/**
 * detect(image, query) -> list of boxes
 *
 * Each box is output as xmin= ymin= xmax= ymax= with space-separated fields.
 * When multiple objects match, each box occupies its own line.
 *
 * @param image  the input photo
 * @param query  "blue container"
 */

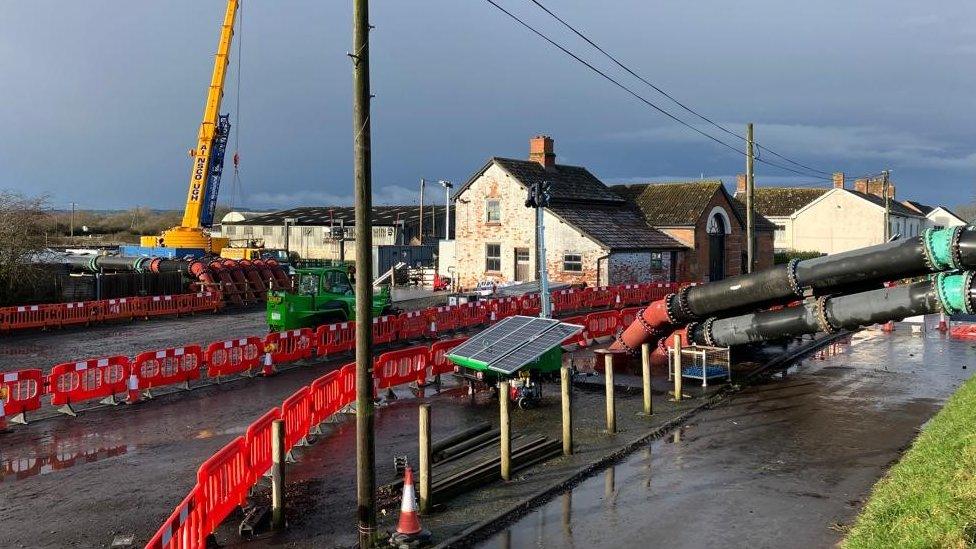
xmin=118 ymin=245 xmax=206 ymax=259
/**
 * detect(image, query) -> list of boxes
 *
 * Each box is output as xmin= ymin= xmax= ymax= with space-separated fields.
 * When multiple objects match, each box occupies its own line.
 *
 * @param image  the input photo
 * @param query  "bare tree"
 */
xmin=0 ymin=191 xmax=49 ymax=299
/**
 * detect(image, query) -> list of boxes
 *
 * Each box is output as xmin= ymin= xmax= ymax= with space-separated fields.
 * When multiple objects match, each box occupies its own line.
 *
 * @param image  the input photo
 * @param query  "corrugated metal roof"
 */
xmin=224 ymin=205 xmax=448 ymax=226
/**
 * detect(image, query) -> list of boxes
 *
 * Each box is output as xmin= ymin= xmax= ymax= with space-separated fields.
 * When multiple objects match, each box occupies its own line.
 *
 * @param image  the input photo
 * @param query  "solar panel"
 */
xmin=468 ymin=317 xmax=555 ymax=364
xmin=448 ymin=316 xmax=536 ymax=359
xmin=489 ymin=323 xmax=581 ymax=374
xmin=447 ymin=315 xmax=583 ymax=375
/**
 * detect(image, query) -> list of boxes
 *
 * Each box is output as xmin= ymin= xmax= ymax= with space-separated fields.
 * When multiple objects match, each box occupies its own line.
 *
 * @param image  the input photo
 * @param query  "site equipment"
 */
xmin=139 ymin=0 xmax=239 ymax=254
xmin=447 ymin=315 xmax=582 ymax=409
xmin=266 ymin=265 xmax=393 ymax=331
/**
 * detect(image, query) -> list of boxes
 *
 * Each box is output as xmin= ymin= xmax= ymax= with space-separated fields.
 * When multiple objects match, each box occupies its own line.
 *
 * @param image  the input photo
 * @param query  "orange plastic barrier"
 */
xmin=145 ymin=484 xmax=205 ymax=549
xmin=197 ymin=436 xmax=250 ymax=536
xmin=5 ymin=304 xmax=56 ymax=330
xmin=338 ymin=362 xmax=356 ymax=405
xmin=264 ymin=328 xmax=314 ymax=364
xmin=429 ymin=337 xmax=468 ymax=376
xmin=245 ymin=408 xmax=281 ymax=479
xmin=951 ymin=324 xmax=976 ymax=339
xmin=181 ymin=291 xmax=222 ymax=314
xmin=131 ymin=345 xmax=203 ymax=394
xmin=58 ymin=301 xmax=100 ymax=327
xmin=397 ymin=310 xmax=428 ymax=340
xmin=282 ymin=386 xmax=312 ymax=451
xmin=644 ymin=283 xmax=674 ymax=303
xmin=102 ymin=297 xmax=138 ymax=322
xmin=146 ymin=295 xmax=181 ymax=318
xmin=619 ymin=307 xmax=641 ymax=329
xmin=486 ymin=297 xmax=519 ymax=322
xmin=589 ymin=287 xmax=613 ymax=309
xmin=560 ymin=315 xmax=589 ymax=349
xmin=455 ymin=302 xmax=486 ymax=329
xmin=309 ymin=370 xmax=343 ymax=426
xmin=205 ymin=337 xmax=263 ymax=378
xmin=1 ymin=369 xmax=44 ymax=418
xmin=48 ymin=356 xmax=129 ymax=408
xmin=585 ymin=310 xmax=621 ymax=342
xmin=372 ymin=315 xmax=399 ymax=345
xmin=551 ymin=290 xmax=574 ymax=315
xmin=316 ymin=321 xmax=356 ymax=356
xmin=519 ymin=294 xmax=541 ymax=316
xmin=613 ymin=284 xmax=644 ymax=308
xmin=426 ymin=306 xmax=457 ymax=336
xmin=375 ymin=346 xmax=429 ymax=389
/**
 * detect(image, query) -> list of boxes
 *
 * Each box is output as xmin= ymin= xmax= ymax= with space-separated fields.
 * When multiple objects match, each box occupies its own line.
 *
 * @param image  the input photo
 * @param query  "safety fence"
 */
xmin=0 ymin=291 xmax=223 ymax=333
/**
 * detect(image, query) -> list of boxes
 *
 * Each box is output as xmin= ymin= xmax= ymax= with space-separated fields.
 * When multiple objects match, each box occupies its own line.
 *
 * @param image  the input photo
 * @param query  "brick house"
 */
xmin=612 ymin=180 xmax=775 ymax=281
xmin=451 ymin=136 xmax=685 ymax=288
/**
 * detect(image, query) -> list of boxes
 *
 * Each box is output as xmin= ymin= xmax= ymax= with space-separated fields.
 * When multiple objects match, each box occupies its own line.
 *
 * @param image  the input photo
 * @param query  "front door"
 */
xmin=707 ymin=212 xmax=727 ymax=281
xmin=515 ymin=248 xmax=531 ymax=281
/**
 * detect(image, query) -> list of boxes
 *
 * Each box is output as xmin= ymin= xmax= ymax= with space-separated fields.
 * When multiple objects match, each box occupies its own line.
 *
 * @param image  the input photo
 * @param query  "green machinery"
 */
xmin=447 ymin=316 xmax=582 ymax=408
xmin=266 ymin=266 xmax=392 ymax=331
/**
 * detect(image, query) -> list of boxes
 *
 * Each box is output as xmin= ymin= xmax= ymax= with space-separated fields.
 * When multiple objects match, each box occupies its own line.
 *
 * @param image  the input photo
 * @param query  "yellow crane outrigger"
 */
xmin=141 ymin=0 xmax=239 ymax=253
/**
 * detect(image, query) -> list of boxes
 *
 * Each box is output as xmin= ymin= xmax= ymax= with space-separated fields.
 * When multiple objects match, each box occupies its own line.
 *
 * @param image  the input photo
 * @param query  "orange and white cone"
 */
xmin=262 ymin=344 xmax=276 ymax=377
xmin=126 ymin=373 xmax=141 ymax=404
xmin=0 ymin=389 xmax=9 ymax=432
xmin=882 ymin=320 xmax=895 ymax=332
xmin=389 ymin=466 xmax=431 ymax=547
xmin=938 ymin=312 xmax=949 ymax=333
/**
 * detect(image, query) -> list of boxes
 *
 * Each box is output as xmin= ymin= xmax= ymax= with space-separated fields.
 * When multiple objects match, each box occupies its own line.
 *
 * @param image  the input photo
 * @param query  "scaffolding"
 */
xmin=667 ymin=345 xmax=731 ymax=387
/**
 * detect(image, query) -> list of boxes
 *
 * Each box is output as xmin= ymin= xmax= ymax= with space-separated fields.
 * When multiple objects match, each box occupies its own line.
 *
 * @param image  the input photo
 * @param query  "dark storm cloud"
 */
xmin=1 ymin=1 xmax=973 ymax=210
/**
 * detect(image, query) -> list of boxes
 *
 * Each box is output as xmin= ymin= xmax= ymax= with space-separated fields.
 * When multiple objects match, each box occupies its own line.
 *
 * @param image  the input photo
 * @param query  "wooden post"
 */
xmin=499 ymin=380 xmax=511 ymax=481
xmin=641 ymin=342 xmax=652 ymax=416
xmin=271 ymin=419 xmax=286 ymax=531
xmin=673 ymin=334 xmax=683 ymax=401
xmin=418 ymin=404 xmax=431 ymax=514
xmin=561 ymin=365 xmax=573 ymax=456
xmin=604 ymin=353 xmax=616 ymax=434
xmin=746 ymin=122 xmax=755 ymax=273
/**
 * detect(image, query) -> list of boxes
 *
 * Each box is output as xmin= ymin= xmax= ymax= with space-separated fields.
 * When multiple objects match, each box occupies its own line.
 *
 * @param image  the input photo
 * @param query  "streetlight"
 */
xmin=525 ymin=181 xmax=552 ymax=318
xmin=439 ymin=180 xmax=453 ymax=240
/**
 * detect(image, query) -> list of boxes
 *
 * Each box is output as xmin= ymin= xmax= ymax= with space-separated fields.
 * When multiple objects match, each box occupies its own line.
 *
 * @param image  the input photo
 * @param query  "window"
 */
xmin=650 ymin=252 xmax=663 ymax=270
xmin=563 ymin=253 xmax=583 ymax=272
xmin=486 ymin=243 xmax=502 ymax=272
xmin=261 ymin=226 xmax=273 ymax=237
xmin=486 ymin=199 xmax=501 ymax=223
xmin=243 ymin=225 xmax=254 ymax=237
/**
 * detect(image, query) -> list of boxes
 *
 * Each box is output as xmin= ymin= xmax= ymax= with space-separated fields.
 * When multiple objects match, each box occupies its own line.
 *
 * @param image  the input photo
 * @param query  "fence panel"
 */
xmin=144 ymin=485 xmax=206 ymax=549
xmin=244 ymin=408 xmax=281 ymax=479
xmin=429 ymin=337 xmax=468 ymax=376
xmin=589 ymin=287 xmax=613 ymax=309
xmin=454 ymin=302 xmax=486 ymax=330
xmin=397 ymin=310 xmax=428 ymax=340
xmin=146 ymin=295 xmax=181 ymax=318
xmin=281 ymin=387 xmax=312 ymax=452
xmin=309 ymin=370 xmax=343 ymax=426
xmin=58 ymin=301 xmax=101 ymax=328
xmin=585 ymin=310 xmax=621 ymax=342
xmin=205 ymin=337 xmax=263 ymax=378
xmin=560 ymin=315 xmax=589 ymax=349
xmin=519 ymin=294 xmax=541 ymax=317
xmin=131 ymin=345 xmax=203 ymax=394
xmin=375 ymin=346 xmax=429 ymax=389
xmin=264 ymin=328 xmax=314 ymax=364
xmin=197 ymin=436 xmax=250 ymax=535
xmin=486 ymin=297 xmax=520 ymax=322
xmin=1 ymin=369 xmax=44 ymax=417
xmin=619 ymin=307 xmax=641 ymax=330
xmin=48 ymin=356 xmax=129 ymax=407
xmin=315 ymin=321 xmax=356 ymax=356
xmin=425 ymin=306 xmax=457 ymax=336
xmin=372 ymin=315 xmax=399 ymax=346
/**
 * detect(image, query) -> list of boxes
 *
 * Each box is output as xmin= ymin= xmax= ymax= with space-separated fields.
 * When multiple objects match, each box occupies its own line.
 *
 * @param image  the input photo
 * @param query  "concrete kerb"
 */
xmin=434 ymin=331 xmax=851 ymax=548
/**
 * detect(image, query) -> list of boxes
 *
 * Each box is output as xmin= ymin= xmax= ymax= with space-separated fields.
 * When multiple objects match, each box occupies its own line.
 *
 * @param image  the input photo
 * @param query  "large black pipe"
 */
xmin=689 ymin=275 xmax=974 ymax=347
xmin=63 ymin=255 xmax=191 ymax=274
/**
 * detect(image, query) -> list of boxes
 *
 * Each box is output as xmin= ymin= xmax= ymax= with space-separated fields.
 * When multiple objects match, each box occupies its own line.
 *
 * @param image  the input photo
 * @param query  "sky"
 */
xmin=1 ymin=1 xmax=974 ymax=212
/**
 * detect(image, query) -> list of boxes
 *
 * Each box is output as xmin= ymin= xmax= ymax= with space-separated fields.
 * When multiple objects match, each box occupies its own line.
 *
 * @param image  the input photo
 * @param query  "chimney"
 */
xmin=529 ymin=135 xmax=556 ymax=170
xmin=736 ymin=174 xmax=747 ymax=194
xmin=855 ymin=176 xmax=895 ymax=199
xmin=832 ymin=172 xmax=845 ymax=189
xmin=854 ymin=178 xmax=868 ymax=194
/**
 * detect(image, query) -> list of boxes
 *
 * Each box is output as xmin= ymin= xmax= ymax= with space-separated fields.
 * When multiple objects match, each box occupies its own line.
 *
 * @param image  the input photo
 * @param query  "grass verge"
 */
xmin=844 ymin=374 xmax=976 ymax=548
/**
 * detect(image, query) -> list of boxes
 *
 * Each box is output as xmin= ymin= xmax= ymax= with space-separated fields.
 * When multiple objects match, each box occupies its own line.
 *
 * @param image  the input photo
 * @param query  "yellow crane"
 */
xmin=140 ymin=0 xmax=239 ymax=253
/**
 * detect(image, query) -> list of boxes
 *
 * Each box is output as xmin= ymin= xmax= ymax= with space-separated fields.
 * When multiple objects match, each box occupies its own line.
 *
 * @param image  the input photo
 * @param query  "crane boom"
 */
xmin=182 ymin=0 xmax=239 ymax=229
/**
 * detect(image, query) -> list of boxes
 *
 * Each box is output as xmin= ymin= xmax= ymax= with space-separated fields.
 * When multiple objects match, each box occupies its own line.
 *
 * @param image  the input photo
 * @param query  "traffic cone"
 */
xmin=938 ymin=313 xmax=949 ymax=333
xmin=389 ymin=467 xmax=431 ymax=547
xmin=262 ymin=345 xmax=276 ymax=377
xmin=0 ymin=391 xmax=9 ymax=433
xmin=882 ymin=320 xmax=895 ymax=332
xmin=126 ymin=373 xmax=141 ymax=404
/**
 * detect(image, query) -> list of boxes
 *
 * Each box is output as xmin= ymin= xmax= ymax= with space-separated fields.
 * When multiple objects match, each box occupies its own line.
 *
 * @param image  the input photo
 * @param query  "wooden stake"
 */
xmin=604 ymin=353 xmax=616 ymax=434
xmin=499 ymin=381 xmax=511 ymax=480
xmin=561 ymin=365 xmax=573 ymax=456
xmin=418 ymin=403 xmax=431 ymax=514
xmin=673 ymin=334 xmax=683 ymax=401
xmin=271 ymin=419 xmax=286 ymax=531
xmin=641 ymin=342 xmax=652 ymax=415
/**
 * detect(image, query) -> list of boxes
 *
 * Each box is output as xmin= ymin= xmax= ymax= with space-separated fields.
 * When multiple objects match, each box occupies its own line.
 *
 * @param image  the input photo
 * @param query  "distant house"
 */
xmin=901 ymin=200 xmax=967 ymax=230
xmin=743 ymin=173 xmax=924 ymax=255
xmin=450 ymin=136 xmax=685 ymax=288
xmin=612 ymin=179 xmax=775 ymax=282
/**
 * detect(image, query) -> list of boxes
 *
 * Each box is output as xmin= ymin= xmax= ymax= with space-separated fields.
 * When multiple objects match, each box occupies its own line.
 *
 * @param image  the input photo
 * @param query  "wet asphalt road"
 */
xmin=483 ymin=328 xmax=974 ymax=549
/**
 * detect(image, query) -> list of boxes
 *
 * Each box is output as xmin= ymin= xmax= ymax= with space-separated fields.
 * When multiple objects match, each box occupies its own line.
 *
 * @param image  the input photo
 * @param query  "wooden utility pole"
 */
xmin=351 ymin=0 xmax=376 ymax=545
xmin=882 ymin=170 xmax=891 ymax=241
xmin=499 ymin=380 xmax=512 ymax=481
xmin=418 ymin=178 xmax=425 ymax=243
xmin=745 ymin=123 xmax=755 ymax=273
xmin=70 ymin=202 xmax=76 ymax=238
xmin=560 ymin=365 xmax=573 ymax=456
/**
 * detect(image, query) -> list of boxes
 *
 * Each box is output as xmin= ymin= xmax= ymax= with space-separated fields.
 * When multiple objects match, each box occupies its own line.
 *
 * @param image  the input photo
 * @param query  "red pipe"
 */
xmin=239 ymin=259 xmax=268 ymax=301
xmin=210 ymin=261 xmax=243 ymax=306
xmin=609 ymin=296 xmax=674 ymax=354
xmin=264 ymin=258 xmax=291 ymax=290
xmin=252 ymin=259 xmax=276 ymax=290
xmin=223 ymin=259 xmax=256 ymax=302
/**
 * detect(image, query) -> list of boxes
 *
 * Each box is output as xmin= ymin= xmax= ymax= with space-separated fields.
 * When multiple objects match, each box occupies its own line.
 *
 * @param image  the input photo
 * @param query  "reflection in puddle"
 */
xmin=2 ymin=444 xmax=134 ymax=482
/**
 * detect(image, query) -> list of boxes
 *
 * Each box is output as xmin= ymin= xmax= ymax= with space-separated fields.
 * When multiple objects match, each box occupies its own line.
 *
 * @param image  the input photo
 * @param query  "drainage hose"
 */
xmin=688 ymin=272 xmax=975 ymax=347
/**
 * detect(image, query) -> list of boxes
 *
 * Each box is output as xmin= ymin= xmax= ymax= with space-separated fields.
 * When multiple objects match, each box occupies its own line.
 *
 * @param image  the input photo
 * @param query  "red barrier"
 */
xmin=397 ymin=310 xmax=428 ymax=340
xmin=455 ymin=302 xmax=486 ymax=329
xmin=585 ymin=310 xmax=621 ymax=342
xmin=613 ymin=284 xmax=644 ymax=308
xmin=589 ymin=287 xmax=613 ymax=309
xmin=264 ymin=328 xmax=314 ymax=364
xmin=102 ymin=297 xmax=139 ymax=322
xmin=58 ymin=301 xmax=100 ymax=327
xmin=372 ymin=315 xmax=399 ymax=345
xmin=145 ymin=484 xmax=206 ymax=549
xmin=181 ymin=291 xmax=222 ymax=314
xmin=338 ymin=362 xmax=356 ymax=406
xmin=519 ymin=294 xmax=541 ymax=316
xmin=486 ymin=297 xmax=519 ymax=322
xmin=429 ymin=337 xmax=468 ymax=376
xmin=146 ymin=295 xmax=181 ymax=318
xmin=310 ymin=370 xmax=343 ymax=426
xmin=5 ymin=304 xmax=56 ymax=330
xmin=197 ymin=436 xmax=250 ymax=535
xmin=1 ymin=369 xmax=44 ymax=418
xmin=560 ymin=315 xmax=589 ymax=349
xmin=316 ymin=321 xmax=356 ymax=356
xmin=282 ymin=386 xmax=312 ymax=452
xmin=551 ymin=290 xmax=574 ymax=315
xmin=131 ymin=345 xmax=203 ymax=394
xmin=245 ymin=408 xmax=281 ymax=479
xmin=375 ymin=346 xmax=429 ymax=389
xmin=619 ymin=307 xmax=641 ymax=329
xmin=426 ymin=306 xmax=457 ymax=336
xmin=205 ymin=337 xmax=263 ymax=378
xmin=645 ymin=283 xmax=674 ymax=303
xmin=48 ymin=356 xmax=129 ymax=408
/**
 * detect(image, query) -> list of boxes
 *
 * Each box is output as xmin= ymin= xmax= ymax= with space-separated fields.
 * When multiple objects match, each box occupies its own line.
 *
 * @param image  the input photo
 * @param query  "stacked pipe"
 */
xmin=62 ymin=254 xmax=290 ymax=307
xmin=613 ymin=226 xmax=976 ymax=355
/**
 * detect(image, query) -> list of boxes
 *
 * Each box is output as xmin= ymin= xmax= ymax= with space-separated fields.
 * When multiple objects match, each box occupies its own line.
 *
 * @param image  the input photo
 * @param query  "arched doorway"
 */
xmin=707 ymin=211 xmax=727 ymax=281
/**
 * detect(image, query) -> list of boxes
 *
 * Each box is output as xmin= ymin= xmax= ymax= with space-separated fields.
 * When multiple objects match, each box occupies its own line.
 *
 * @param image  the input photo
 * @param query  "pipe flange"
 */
xmin=685 ymin=321 xmax=700 ymax=343
xmin=787 ymin=258 xmax=803 ymax=296
xmin=950 ymin=225 xmax=965 ymax=270
xmin=664 ymin=293 xmax=681 ymax=324
xmin=815 ymin=295 xmax=837 ymax=334
xmin=676 ymin=286 xmax=695 ymax=320
xmin=614 ymin=334 xmax=636 ymax=355
xmin=921 ymin=228 xmax=937 ymax=271
xmin=965 ymin=271 xmax=976 ymax=315
xmin=701 ymin=317 xmax=717 ymax=347
xmin=635 ymin=307 xmax=657 ymax=337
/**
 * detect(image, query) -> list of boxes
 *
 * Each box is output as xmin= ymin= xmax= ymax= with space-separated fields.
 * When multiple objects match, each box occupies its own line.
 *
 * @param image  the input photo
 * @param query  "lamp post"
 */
xmin=525 ymin=181 xmax=552 ymax=318
xmin=439 ymin=180 xmax=453 ymax=240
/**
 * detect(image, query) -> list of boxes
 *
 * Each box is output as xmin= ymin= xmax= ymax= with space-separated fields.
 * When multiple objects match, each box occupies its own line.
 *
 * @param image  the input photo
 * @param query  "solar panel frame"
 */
xmin=447 ymin=316 xmax=537 ymax=360
xmin=488 ymin=323 xmax=583 ymax=374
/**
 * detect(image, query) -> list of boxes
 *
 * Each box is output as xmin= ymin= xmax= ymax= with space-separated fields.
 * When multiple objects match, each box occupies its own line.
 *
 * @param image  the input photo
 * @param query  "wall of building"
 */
xmin=791 ymin=190 xmax=923 ymax=254
xmin=607 ymin=251 xmax=671 ymax=285
xmin=925 ymin=209 xmax=967 ymax=230
xmin=223 ymin=224 xmax=396 ymax=260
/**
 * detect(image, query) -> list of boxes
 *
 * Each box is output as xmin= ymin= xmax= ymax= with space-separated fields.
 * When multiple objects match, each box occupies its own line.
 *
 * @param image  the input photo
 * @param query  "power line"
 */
xmin=483 ymin=0 xmax=831 ymax=181
xmin=524 ymin=0 xmax=835 ymax=178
